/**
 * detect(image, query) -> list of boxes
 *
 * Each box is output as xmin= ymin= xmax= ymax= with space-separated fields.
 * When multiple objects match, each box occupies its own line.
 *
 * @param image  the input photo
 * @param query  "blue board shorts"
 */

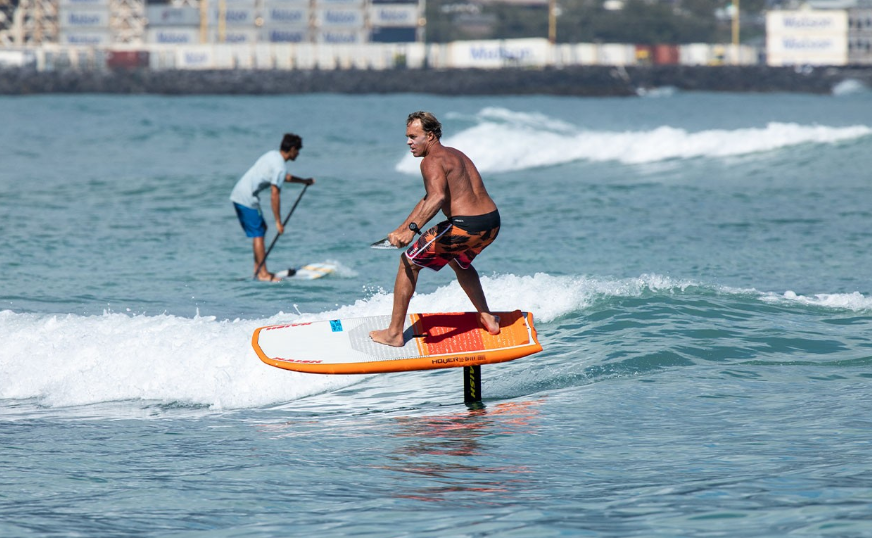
xmin=233 ymin=203 xmax=266 ymax=238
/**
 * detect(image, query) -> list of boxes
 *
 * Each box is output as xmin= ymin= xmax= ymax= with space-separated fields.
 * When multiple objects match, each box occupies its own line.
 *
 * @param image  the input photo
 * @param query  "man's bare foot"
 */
xmin=370 ymin=328 xmax=405 ymax=347
xmin=257 ymin=272 xmax=279 ymax=282
xmin=479 ymin=312 xmax=501 ymax=335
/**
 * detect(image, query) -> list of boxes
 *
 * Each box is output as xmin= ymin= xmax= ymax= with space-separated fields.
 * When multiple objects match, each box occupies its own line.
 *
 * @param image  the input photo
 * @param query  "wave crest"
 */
xmin=395 ymin=107 xmax=872 ymax=173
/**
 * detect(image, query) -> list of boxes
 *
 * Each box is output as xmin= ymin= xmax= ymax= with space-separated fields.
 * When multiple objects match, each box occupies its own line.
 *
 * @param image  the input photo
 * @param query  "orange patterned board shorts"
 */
xmin=406 ymin=210 xmax=500 ymax=271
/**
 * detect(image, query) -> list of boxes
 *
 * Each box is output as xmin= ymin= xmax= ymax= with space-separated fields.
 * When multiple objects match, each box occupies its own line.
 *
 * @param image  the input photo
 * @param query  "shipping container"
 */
xmin=253 ymin=44 xmax=274 ymax=68
xmin=106 ymin=50 xmax=150 ymax=69
xmin=59 ymin=30 xmax=111 ymax=46
xmin=59 ymin=0 xmax=109 ymax=6
xmin=216 ymin=6 xmax=257 ymax=26
xmin=59 ymin=7 xmax=110 ymax=29
xmin=264 ymin=27 xmax=311 ymax=42
xmin=146 ymin=6 xmax=202 ymax=27
xmin=679 ymin=43 xmax=712 ymax=65
xmin=551 ymin=43 xmax=596 ymax=66
xmin=235 ymin=48 xmax=255 ymax=69
xmin=263 ymin=0 xmax=310 ymax=6
xmin=0 ymin=50 xmax=37 ymax=67
xmin=147 ymin=27 xmax=201 ymax=45
xmin=369 ymin=4 xmax=419 ymax=27
xmin=264 ymin=5 xmax=310 ymax=26
xmin=634 ymin=44 xmax=652 ymax=64
xmin=269 ymin=44 xmax=290 ymax=69
xmin=294 ymin=43 xmax=318 ymax=69
xmin=316 ymin=28 xmax=367 ymax=43
xmin=176 ymin=47 xmax=215 ymax=69
xmin=653 ymin=44 xmax=679 ymax=65
xmin=573 ymin=43 xmax=597 ymax=65
xmin=210 ymin=44 xmax=232 ymax=69
xmin=370 ymin=26 xmax=417 ymax=43
xmin=401 ymin=42 xmax=426 ymax=68
xmin=597 ymin=43 xmax=636 ymax=66
xmin=424 ymin=42 xmax=449 ymax=68
xmin=316 ymin=7 xmax=365 ymax=28
xmin=316 ymin=0 xmax=365 ymax=6
xmin=218 ymin=28 xmax=259 ymax=43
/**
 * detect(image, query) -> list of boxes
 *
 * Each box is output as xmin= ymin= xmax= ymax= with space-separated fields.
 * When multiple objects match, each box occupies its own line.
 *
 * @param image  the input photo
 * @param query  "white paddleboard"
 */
xmin=274 ymin=263 xmax=336 ymax=281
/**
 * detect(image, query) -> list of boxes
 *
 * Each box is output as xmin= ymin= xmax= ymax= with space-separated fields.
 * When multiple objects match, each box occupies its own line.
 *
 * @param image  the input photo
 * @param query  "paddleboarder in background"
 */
xmin=230 ymin=133 xmax=315 ymax=282
xmin=370 ymin=111 xmax=502 ymax=347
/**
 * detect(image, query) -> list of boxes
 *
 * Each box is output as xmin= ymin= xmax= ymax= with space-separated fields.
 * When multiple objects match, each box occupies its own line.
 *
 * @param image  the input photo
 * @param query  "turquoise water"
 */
xmin=2 ymin=88 xmax=872 ymax=537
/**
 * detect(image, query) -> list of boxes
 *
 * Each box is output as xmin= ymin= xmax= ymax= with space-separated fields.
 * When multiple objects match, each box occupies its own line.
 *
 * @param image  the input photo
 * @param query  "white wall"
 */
xmin=13 ymin=40 xmax=770 ymax=71
xmin=766 ymin=10 xmax=849 ymax=66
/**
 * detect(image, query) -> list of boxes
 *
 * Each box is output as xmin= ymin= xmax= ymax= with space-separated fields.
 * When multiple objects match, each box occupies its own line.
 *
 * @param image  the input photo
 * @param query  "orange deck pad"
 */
xmin=412 ymin=310 xmax=530 ymax=356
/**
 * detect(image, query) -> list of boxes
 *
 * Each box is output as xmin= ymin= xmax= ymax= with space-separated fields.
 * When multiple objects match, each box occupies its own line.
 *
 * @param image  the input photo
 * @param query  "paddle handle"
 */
xmin=254 ymin=183 xmax=309 ymax=279
xmin=370 ymin=222 xmax=422 ymax=249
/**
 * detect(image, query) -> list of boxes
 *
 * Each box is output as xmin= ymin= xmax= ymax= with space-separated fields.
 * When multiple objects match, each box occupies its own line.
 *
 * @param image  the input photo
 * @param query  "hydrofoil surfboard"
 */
xmin=252 ymin=310 xmax=541 ymax=375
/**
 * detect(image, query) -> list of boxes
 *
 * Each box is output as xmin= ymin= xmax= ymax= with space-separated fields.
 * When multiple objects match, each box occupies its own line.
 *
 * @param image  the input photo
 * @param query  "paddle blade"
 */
xmin=371 ymin=223 xmax=421 ymax=249
xmin=370 ymin=237 xmax=399 ymax=249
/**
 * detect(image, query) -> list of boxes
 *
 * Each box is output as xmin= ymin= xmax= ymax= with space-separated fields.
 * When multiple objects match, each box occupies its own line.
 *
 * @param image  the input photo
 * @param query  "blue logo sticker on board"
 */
xmin=330 ymin=320 xmax=343 ymax=332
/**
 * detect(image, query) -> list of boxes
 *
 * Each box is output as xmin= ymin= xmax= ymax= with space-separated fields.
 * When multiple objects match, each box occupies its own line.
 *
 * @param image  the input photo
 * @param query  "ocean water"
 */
xmin=2 ymin=86 xmax=872 ymax=537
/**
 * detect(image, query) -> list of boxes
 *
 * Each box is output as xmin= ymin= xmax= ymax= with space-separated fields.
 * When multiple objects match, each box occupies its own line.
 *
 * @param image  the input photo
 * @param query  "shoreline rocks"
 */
xmin=1 ymin=65 xmax=870 ymax=96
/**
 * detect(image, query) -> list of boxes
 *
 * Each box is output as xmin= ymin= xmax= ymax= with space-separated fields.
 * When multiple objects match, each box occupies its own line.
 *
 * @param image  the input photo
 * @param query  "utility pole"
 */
xmin=548 ymin=0 xmax=556 ymax=44
xmin=732 ymin=0 xmax=740 ymax=64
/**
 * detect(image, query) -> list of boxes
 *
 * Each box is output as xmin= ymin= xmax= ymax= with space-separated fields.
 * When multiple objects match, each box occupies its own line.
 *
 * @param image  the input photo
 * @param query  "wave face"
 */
xmin=396 ymin=107 xmax=872 ymax=172
xmin=3 ymin=273 xmax=869 ymax=412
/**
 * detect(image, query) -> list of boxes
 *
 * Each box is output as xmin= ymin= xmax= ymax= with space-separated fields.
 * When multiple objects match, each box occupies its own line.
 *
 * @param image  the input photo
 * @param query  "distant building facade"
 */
xmin=767 ymin=5 xmax=872 ymax=65
xmin=767 ymin=9 xmax=849 ymax=65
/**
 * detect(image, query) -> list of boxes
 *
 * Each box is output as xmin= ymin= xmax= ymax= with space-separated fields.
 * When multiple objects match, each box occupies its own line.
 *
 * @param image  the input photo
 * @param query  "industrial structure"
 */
xmin=0 ymin=0 xmax=150 ymax=45
xmin=0 ymin=0 xmax=423 ymax=46
xmin=0 ymin=0 xmax=871 ymax=69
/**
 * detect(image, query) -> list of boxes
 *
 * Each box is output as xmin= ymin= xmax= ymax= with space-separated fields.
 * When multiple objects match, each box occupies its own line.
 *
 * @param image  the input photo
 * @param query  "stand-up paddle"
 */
xmin=254 ymin=183 xmax=309 ymax=279
xmin=370 ymin=223 xmax=421 ymax=249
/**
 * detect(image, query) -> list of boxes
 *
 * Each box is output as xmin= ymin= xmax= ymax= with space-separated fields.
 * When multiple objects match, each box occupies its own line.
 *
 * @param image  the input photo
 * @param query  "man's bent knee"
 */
xmin=401 ymin=255 xmax=421 ymax=273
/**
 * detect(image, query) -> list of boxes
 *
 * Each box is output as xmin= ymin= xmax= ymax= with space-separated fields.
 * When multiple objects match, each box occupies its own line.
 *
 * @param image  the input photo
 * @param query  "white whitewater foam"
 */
xmin=395 ymin=107 xmax=872 ymax=173
xmin=763 ymin=290 xmax=872 ymax=311
xmin=0 ymin=310 xmax=354 ymax=411
xmin=636 ymin=86 xmax=679 ymax=98
xmin=832 ymin=79 xmax=869 ymax=96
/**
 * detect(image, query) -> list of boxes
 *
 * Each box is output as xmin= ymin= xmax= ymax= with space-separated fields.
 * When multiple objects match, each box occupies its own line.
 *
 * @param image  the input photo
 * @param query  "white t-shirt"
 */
xmin=229 ymin=150 xmax=287 ymax=209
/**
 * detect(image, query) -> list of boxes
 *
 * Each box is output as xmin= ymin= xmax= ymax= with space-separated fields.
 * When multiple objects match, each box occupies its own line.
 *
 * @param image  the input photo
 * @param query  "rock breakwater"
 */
xmin=1 ymin=65 xmax=870 ymax=95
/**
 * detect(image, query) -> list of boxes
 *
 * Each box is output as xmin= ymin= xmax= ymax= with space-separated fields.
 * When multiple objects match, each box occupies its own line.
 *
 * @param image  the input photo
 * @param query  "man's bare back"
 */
xmin=420 ymin=144 xmax=497 ymax=219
